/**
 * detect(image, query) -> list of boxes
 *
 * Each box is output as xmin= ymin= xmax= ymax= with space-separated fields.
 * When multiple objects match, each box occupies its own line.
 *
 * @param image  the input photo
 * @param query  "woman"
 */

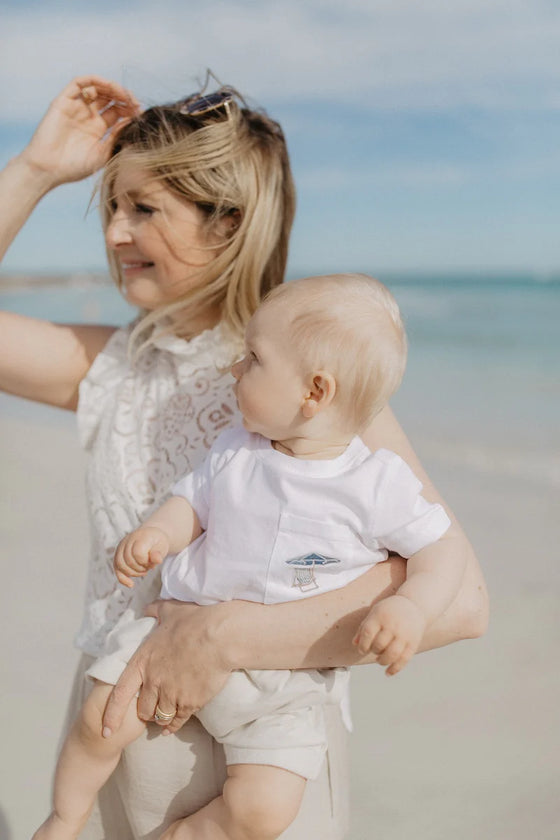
xmin=0 ymin=76 xmax=488 ymax=840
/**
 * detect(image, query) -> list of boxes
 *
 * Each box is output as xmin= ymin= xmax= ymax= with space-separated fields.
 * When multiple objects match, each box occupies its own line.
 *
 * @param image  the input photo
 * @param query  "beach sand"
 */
xmin=1 ymin=399 xmax=558 ymax=839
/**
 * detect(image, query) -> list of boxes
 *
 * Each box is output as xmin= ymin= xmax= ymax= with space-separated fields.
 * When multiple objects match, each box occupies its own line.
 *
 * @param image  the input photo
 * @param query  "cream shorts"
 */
xmin=87 ymin=616 xmax=349 ymax=779
xmin=69 ymin=653 xmax=350 ymax=840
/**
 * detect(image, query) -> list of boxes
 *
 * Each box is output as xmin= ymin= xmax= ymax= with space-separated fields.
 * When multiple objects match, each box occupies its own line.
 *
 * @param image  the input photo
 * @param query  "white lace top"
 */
xmin=75 ymin=322 xmax=241 ymax=656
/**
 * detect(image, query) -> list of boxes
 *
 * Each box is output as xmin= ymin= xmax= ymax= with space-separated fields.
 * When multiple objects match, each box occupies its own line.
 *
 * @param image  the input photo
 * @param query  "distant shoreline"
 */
xmin=0 ymin=272 xmax=111 ymax=290
xmin=1 ymin=269 xmax=559 ymax=291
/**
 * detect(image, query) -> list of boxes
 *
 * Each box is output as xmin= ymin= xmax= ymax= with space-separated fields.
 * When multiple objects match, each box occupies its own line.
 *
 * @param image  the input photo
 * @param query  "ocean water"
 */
xmin=387 ymin=275 xmax=560 ymax=490
xmin=1 ymin=273 xmax=558 ymax=488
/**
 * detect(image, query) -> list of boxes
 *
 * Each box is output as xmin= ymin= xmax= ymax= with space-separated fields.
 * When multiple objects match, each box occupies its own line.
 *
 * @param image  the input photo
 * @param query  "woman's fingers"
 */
xmin=21 ymin=74 xmax=139 ymax=186
xmin=162 ymin=712 xmax=191 ymax=736
xmin=135 ymin=680 xmax=161 ymax=722
xmin=69 ymin=75 xmax=140 ymax=112
xmin=74 ymin=84 xmax=139 ymax=134
xmin=159 ymin=695 xmax=201 ymax=735
xmin=62 ymin=76 xmax=138 ymax=129
xmin=144 ymin=598 xmax=180 ymax=621
xmin=102 ymin=663 xmax=144 ymax=736
xmin=153 ymin=686 xmax=179 ymax=728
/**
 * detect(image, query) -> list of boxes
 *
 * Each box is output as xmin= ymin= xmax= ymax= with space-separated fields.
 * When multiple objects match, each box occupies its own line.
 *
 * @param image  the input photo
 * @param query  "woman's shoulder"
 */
xmin=80 ymin=323 xmax=132 ymax=382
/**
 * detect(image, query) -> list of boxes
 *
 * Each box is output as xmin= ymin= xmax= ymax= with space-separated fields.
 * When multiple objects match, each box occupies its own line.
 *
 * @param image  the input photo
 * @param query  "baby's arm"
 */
xmin=354 ymin=532 xmax=466 ymax=675
xmin=114 ymin=496 xmax=202 ymax=588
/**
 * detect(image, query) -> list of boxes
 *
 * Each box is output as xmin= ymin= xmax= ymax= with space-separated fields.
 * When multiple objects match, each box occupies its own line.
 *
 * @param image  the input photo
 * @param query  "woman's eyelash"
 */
xmin=108 ymin=199 xmax=154 ymax=215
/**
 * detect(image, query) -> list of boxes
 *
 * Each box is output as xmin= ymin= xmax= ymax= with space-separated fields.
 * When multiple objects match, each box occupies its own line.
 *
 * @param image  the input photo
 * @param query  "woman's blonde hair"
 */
xmin=263 ymin=274 xmax=408 ymax=432
xmin=100 ymin=85 xmax=295 ymax=351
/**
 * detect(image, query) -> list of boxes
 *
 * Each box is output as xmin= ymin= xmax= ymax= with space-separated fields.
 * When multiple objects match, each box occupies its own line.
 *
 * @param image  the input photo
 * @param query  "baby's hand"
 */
xmin=114 ymin=527 xmax=169 ymax=588
xmin=352 ymin=595 xmax=427 ymax=675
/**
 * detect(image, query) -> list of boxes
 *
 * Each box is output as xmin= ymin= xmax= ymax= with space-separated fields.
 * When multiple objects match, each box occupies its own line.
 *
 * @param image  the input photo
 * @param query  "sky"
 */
xmin=1 ymin=0 xmax=559 ymax=276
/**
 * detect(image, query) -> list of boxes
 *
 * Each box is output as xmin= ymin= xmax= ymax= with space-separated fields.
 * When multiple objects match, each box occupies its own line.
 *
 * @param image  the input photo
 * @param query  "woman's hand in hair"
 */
xmin=20 ymin=76 xmax=141 ymax=189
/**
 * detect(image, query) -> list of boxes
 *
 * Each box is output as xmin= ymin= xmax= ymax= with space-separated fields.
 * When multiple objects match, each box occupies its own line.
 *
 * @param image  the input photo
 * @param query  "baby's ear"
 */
xmin=302 ymin=371 xmax=337 ymax=418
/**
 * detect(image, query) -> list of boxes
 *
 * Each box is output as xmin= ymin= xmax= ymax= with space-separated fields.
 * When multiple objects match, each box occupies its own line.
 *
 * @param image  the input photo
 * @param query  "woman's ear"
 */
xmin=219 ymin=208 xmax=241 ymax=237
xmin=301 ymin=371 xmax=337 ymax=418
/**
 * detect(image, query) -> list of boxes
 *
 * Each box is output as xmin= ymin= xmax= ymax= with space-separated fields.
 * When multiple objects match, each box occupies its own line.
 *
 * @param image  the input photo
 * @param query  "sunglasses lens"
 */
xmin=181 ymin=91 xmax=232 ymax=116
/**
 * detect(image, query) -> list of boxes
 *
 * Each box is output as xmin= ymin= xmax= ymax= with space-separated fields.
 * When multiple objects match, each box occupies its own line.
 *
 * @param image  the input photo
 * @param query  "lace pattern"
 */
xmin=75 ymin=322 xmax=241 ymax=656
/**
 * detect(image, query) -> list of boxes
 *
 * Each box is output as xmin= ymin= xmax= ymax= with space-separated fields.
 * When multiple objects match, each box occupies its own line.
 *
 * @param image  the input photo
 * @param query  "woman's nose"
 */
xmin=105 ymin=210 xmax=133 ymax=249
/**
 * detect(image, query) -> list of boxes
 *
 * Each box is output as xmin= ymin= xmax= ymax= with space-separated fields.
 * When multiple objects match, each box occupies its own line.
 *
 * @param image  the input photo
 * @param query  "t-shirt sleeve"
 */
xmin=370 ymin=449 xmax=451 ymax=558
xmin=171 ymin=426 xmax=245 ymax=530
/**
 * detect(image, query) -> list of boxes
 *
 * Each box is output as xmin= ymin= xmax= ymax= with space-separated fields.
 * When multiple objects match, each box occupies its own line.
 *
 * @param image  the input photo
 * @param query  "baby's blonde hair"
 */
xmin=100 ymin=85 xmax=295 ymax=353
xmin=263 ymin=274 xmax=407 ymax=431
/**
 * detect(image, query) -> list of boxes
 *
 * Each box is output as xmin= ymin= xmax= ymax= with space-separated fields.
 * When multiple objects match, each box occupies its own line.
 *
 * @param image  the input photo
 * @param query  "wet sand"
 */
xmin=1 ymin=400 xmax=558 ymax=839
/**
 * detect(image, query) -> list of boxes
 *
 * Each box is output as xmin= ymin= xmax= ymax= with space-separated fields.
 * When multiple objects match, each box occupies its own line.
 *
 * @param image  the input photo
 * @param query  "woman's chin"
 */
xmin=122 ymin=284 xmax=160 ymax=311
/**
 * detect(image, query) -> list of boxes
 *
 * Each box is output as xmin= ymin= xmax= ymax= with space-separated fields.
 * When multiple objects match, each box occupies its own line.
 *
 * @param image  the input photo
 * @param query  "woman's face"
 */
xmin=105 ymin=154 xmax=220 ymax=311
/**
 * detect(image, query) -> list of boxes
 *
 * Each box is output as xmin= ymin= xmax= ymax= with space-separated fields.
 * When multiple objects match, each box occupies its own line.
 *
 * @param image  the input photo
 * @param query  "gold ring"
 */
xmin=154 ymin=705 xmax=175 ymax=722
xmin=80 ymin=88 xmax=94 ymax=105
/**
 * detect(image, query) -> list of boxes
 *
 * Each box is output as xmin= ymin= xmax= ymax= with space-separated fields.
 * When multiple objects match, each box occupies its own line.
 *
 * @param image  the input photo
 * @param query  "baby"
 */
xmin=35 ymin=274 xmax=461 ymax=840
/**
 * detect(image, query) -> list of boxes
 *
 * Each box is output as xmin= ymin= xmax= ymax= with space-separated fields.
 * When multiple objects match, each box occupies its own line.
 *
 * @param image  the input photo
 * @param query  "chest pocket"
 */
xmin=268 ymin=511 xmax=358 ymax=598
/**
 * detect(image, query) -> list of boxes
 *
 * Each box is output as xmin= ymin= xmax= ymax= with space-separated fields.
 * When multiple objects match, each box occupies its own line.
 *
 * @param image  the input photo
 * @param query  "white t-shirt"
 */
xmin=162 ymin=427 xmax=451 ymax=606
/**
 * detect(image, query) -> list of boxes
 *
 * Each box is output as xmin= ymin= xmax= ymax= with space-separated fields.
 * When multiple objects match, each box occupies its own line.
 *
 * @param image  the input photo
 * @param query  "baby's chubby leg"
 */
xmin=160 ymin=763 xmax=306 ymax=840
xmin=33 ymin=681 xmax=146 ymax=840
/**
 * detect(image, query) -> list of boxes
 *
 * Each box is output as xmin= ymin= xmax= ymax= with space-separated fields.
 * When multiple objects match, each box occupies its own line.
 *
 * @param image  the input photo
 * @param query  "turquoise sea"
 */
xmin=1 ymin=272 xmax=558 ymax=489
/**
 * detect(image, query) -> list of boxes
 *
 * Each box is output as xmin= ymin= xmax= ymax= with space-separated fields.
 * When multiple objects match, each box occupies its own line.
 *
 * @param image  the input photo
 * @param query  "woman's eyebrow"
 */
xmin=126 ymin=188 xmax=151 ymax=200
xmin=120 ymin=181 xmax=161 ymax=200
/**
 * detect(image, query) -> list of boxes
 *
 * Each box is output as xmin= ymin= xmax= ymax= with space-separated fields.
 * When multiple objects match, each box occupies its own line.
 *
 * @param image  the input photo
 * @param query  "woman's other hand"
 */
xmin=19 ymin=75 xmax=140 ymax=188
xmin=102 ymin=600 xmax=234 ymax=737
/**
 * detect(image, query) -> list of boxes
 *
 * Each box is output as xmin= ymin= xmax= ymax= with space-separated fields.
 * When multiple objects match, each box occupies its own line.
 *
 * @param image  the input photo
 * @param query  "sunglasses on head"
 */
xmin=178 ymin=89 xmax=235 ymax=118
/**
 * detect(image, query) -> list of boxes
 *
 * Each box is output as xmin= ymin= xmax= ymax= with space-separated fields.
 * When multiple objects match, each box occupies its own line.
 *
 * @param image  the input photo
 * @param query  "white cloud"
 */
xmin=297 ymin=162 xmax=469 ymax=192
xmin=1 ymin=0 xmax=559 ymax=122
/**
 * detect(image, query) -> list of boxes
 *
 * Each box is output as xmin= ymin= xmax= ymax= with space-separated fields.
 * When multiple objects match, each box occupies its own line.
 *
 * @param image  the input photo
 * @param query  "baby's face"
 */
xmin=231 ymin=304 xmax=308 ymax=441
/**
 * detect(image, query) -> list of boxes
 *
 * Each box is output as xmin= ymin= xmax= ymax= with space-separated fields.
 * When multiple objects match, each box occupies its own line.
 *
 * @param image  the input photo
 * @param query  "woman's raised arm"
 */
xmin=0 ymin=77 xmax=139 ymax=408
xmin=103 ymin=405 xmax=488 ymax=735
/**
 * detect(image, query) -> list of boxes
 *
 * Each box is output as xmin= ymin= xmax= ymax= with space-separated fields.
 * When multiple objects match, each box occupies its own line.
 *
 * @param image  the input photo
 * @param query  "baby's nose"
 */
xmin=231 ymin=358 xmax=245 ymax=380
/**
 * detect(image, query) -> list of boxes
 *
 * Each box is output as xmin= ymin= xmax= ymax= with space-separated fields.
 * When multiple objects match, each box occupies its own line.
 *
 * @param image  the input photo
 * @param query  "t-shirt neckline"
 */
xmin=256 ymin=434 xmax=367 ymax=477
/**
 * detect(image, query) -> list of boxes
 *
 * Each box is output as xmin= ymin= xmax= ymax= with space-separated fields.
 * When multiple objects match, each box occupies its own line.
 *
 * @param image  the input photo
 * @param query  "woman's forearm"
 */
xmin=221 ymin=559 xmax=404 ymax=670
xmin=0 ymin=155 xmax=55 ymax=263
xmin=220 ymin=542 xmax=488 ymax=672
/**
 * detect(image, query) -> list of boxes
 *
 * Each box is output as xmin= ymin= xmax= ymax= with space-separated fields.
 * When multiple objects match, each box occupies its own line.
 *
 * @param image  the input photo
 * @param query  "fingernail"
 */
xmin=102 ymin=726 xmax=112 ymax=738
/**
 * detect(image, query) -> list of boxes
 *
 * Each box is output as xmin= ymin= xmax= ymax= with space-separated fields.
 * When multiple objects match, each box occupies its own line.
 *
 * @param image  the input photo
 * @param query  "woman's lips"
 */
xmin=121 ymin=261 xmax=154 ymax=276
